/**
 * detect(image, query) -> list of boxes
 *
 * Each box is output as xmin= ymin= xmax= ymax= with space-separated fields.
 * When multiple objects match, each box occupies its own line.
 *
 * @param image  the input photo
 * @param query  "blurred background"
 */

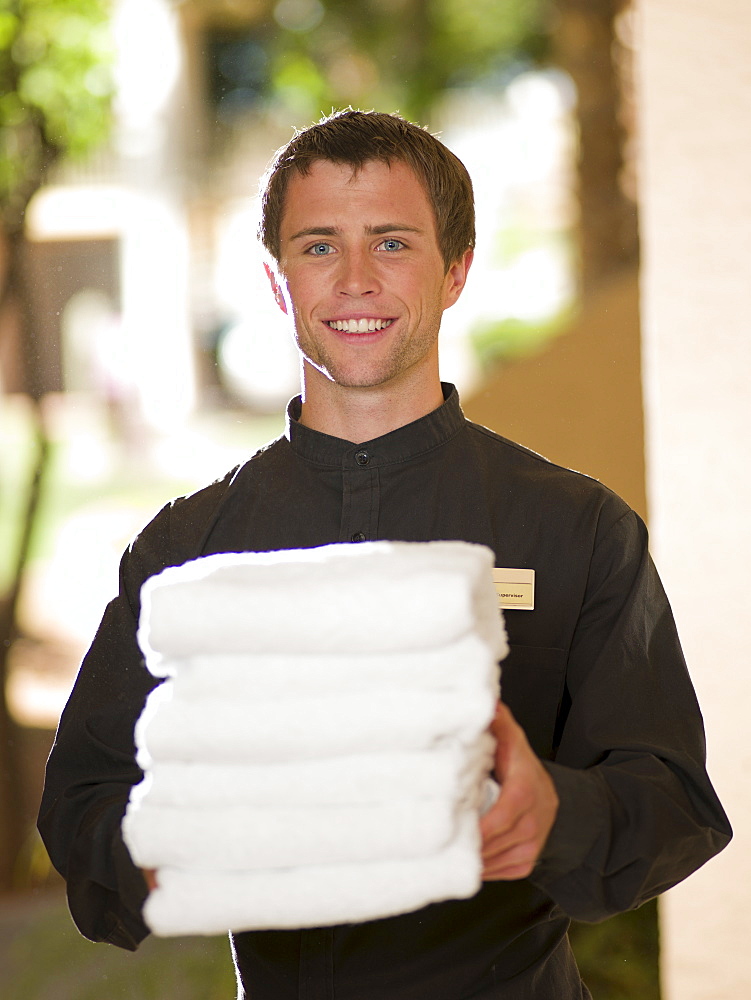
xmin=0 ymin=1 xmax=748 ymax=997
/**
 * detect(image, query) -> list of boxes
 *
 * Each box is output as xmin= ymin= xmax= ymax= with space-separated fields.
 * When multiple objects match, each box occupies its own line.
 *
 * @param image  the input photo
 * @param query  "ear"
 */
xmin=442 ymin=249 xmax=474 ymax=311
xmin=264 ymin=261 xmax=288 ymax=315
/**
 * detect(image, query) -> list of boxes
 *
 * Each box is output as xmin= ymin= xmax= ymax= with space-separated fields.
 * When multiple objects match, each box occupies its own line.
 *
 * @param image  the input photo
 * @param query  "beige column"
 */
xmin=636 ymin=1 xmax=751 ymax=997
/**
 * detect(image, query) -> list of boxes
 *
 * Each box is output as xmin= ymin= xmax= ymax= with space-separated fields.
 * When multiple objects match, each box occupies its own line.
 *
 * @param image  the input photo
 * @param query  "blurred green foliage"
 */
xmin=0 ymin=0 xmax=114 ymax=229
xmin=265 ymin=0 xmax=549 ymax=123
xmin=2 ymin=896 xmax=237 ymax=1000
xmin=470 ymin=307 xmax=573 ymax=368
xmin=571 ymin=900 xmax=661 ymax=999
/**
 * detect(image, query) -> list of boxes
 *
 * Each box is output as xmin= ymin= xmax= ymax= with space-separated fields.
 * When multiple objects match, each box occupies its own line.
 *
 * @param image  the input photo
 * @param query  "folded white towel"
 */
xmin=128 ymin=541 xmax=506 ymax=935
xmin=130 ymin=734 xmax=495 ymax=809
xmin=138 ymin=541 xmax=506 ymax=662
xmin=135 ymin=683 xmax=496 ymax=769
xmin=124 ymin=795 xmax=474 ymax=871
xmin=143 ymin=812 xmax=483 ymax=935
xmin=151 ymin=633 xmax=502 ymax=701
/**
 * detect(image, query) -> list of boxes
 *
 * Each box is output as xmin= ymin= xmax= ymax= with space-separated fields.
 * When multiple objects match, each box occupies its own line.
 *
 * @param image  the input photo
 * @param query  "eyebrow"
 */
xmin=288 ymin=223 xmax=425 ymax=242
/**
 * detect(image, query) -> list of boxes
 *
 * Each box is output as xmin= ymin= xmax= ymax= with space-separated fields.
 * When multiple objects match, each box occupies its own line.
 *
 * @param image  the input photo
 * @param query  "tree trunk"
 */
xmin=0 ymin=228 xmax=52 ymax=890
xmin=553 ymin=0 xmax=639 ymax=293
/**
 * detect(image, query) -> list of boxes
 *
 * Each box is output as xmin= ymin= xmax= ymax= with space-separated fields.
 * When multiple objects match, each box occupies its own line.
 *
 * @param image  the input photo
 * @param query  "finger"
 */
xmin=481 ymin=812 xmax=538 ymax=862
xmin=488 ymin=702 xmax=516 ymax=772
xmin=489 ymin=703 xmax=535 ymax=795
xmin=142 ymin=867 xmax=158 ymax=891
xmin=482 ymin=842 xmax=539 ymax=881
xmin=484 ymin=858 xmax=537 ymax=881
xmin=479 ymin=779 xmax=537 ymax=841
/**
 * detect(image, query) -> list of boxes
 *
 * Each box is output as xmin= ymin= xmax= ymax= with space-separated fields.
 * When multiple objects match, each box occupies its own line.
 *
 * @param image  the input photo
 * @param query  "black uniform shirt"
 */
xmin=38 ymin=385 xmax=731 ymax=999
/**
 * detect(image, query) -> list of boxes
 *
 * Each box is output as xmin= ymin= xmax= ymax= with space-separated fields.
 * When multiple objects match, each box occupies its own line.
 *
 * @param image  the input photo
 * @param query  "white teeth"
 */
xmin=328 ymin=319 xmax=393 ymax=333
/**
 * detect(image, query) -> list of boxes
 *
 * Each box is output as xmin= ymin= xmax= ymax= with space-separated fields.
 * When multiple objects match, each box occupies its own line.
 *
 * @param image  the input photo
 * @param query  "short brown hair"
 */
xmin=259 ymin=109 xmax=475 ymax=271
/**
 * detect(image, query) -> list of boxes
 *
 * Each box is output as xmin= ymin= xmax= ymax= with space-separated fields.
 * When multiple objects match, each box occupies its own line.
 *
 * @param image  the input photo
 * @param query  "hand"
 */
xmin=480 ymin=701 xmax=559 ymax=880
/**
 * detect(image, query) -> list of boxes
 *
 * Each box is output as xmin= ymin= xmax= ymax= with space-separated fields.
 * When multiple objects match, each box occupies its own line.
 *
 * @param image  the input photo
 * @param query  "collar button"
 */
xmin=354 ymin=450 xmax=370 ymax=466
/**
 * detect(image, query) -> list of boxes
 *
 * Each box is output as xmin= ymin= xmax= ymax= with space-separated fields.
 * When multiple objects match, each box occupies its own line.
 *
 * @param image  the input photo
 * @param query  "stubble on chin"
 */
xmin=294 ymin=314 xmax=443 ymax=392
xmin=302 ymin=341 xmax=428 ymax=391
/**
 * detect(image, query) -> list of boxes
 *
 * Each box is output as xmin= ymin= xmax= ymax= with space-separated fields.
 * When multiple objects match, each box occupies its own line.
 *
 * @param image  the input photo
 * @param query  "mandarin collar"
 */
xmin=284 ymin=383 xmax=465 ymax=469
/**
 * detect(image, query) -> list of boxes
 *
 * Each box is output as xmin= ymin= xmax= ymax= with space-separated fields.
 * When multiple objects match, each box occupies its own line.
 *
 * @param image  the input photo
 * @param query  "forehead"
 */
xmin=279 ymin=158 xmax=437 ymax=238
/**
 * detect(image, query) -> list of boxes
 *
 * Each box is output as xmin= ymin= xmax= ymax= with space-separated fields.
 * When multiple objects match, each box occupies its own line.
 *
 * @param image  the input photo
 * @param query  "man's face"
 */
xmin=267 ymin=158 xmax=471 ymax=392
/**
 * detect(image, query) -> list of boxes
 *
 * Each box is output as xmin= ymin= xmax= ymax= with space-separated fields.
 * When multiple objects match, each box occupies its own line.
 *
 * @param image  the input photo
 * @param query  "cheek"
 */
xmin=290 ymin=301 xmax=316 ymax=339
xmin=284 ymin=274 xmax=316 ymax=316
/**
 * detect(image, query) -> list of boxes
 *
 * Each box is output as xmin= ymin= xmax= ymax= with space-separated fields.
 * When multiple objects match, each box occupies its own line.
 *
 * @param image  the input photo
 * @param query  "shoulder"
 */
xmin=463 ymin=418 xmax=634 ymax=534
xmin=126 ymin=435 xmax=287 ymax=574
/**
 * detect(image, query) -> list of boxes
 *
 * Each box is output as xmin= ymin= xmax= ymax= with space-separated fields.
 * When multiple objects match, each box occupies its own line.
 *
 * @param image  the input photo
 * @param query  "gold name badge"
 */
xmin=492 ymin=568 xmax=535 ymax=611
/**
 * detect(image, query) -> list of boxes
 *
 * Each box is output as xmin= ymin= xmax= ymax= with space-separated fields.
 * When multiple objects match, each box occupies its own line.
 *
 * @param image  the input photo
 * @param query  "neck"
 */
xmin=298 ymin=363 xmax=445 ymax=443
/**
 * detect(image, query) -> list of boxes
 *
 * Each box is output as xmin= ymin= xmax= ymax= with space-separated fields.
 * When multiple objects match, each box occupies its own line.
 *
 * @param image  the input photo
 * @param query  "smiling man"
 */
xmin=39 ymin=110 xmax=730 ymax=1000
xmin=264 ymin=156 xmax=470 ymax=442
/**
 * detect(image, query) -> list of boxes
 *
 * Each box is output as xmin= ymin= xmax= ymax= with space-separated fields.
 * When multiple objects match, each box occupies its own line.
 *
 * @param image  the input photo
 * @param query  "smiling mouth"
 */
xmin=326 ymin=318 xmax=395 ymax=333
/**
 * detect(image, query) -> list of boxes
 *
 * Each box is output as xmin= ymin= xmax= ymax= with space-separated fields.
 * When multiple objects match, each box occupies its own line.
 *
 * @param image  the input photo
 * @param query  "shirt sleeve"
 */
xmin=529 ymin=509 xmax=731 ymax=921
xmin=37 ymin=507 xmax=172 ymax=950
xmin=37 ymin=467 xmax=238 ymax=949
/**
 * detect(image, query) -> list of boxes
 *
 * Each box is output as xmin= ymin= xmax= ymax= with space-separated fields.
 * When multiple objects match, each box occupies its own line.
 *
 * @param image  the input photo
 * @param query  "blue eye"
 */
xmin=308 ymin=243 xmax=333 ymax=256
xmin=379 ymin=239 xmax=404 ymax=252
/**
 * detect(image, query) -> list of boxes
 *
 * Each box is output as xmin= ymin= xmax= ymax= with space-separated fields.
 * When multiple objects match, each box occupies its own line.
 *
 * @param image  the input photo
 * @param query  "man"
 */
xmin=39 ymin=110 xmax=731 ymax=998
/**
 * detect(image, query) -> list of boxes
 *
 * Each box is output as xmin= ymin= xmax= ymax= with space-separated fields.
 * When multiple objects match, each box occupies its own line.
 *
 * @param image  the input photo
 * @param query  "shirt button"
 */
xmin=351 ymin=532 xmax=367 ymax=542
xmin=354 ymin=450 xmax=370 ymax=466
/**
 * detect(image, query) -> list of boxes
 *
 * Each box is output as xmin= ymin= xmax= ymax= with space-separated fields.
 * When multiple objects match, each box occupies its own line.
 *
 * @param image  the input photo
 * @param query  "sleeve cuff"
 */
xmin=532 ymin=761 xmax=608 ymax=882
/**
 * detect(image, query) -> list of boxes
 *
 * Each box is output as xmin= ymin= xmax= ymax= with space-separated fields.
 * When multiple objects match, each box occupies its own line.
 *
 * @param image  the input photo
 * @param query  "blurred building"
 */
xmin=22 ymin=0 xmax=302 ymax=428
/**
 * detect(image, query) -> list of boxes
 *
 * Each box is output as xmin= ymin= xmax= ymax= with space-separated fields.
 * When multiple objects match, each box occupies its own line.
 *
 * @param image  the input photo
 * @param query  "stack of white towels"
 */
xmin=123 ymin=540 xmax=507 ymax=936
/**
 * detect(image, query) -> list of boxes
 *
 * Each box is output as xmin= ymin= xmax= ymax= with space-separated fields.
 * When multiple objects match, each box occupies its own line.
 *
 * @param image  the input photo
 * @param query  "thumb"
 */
xmin=490 ymin=701 xmax=521 ymax=781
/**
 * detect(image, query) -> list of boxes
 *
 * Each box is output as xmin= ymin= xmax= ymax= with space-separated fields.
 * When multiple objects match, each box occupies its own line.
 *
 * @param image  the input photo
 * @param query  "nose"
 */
xmin=336 ymin=248 xmax=379 ymax=297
